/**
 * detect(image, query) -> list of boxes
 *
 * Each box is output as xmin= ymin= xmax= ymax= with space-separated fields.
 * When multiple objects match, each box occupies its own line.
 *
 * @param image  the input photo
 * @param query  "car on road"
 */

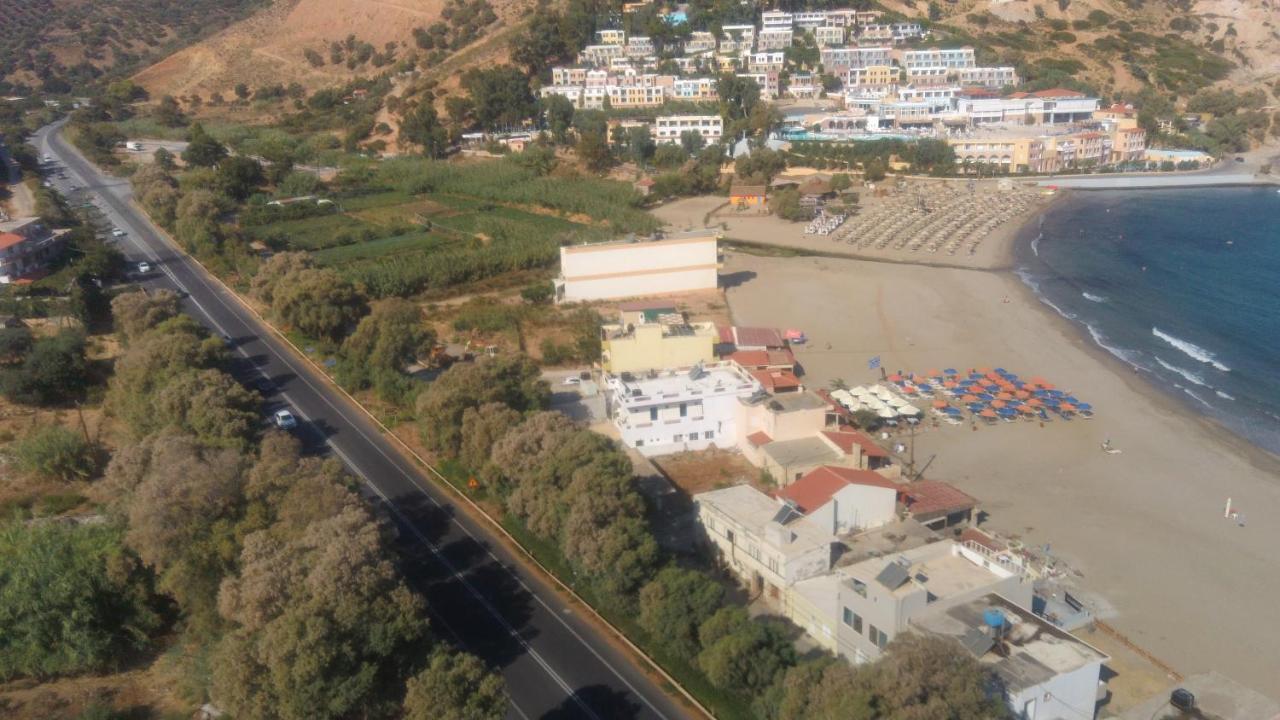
xmin=111 ymin=228 xmax=126 ymax=238
xmin=562 ymin=376 xmax=581 ymax=386
xmin=41 ymin=154 xmax=52 ymax=163
xmin=273 ymin=409 xmax=299 ymax=430
xmin=220 ymin=333 xmax=234 ymax=346
xmin=1235 ymin=156 xmax=1245 ymax=163
xmin=136 ymin=261 xmax=151 ymax=274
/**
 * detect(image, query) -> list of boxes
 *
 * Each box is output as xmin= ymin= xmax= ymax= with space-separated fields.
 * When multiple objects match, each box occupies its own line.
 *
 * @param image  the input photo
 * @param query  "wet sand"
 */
xmin=720 ymin=248 xmax=1280 ymax=694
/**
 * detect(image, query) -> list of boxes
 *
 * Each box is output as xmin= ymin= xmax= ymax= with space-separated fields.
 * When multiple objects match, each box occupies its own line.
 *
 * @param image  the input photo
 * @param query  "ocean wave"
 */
xmin=1031 ymin=232 xmax=1042 ymax=257
xmin=1081 ymin=292 xmax=1106 ymax=303
xmin=1152 ymin=327 xmax=1231 ymax=372
xmin=1154 ymin=356 xmax=1207 ymax=387
xmin=1183 ymin=387 xmax=1214 ymax=408
xmin=1087 ymin=324 xmax=1142 ymax=367
xmin=1216 ymin=390 xmax=1236 ymax=401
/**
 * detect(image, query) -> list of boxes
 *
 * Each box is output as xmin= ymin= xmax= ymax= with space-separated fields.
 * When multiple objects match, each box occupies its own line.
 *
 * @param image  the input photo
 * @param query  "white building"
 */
xmin=955 ymin=90 xmax=1100 ymax=125
xmin=821 ymin=46 xmax=893 ymax=71
xmin=671 ymin=77 xmax=718 ymax=101
xmin=912 ymin=594 xmax=1109 ymax=720
xmin=554 ymin=230 xmax=719 ymax=303
xmin=956 ymin=66 xmax=1019 ymax=89
xmin=625 ymin=36 xmax=655 ymax=58
xmin=747 ymin=51 xmax=786 ymax=73
xmin=761 ymin=10 xmax=795 ymax=29
xmin=596 ymin=28 xmax=625 ymax=45
xmin=578 ymin=44 xmax=624 ymax=66
xmin=736 ymin=71 xmax=779 ymax=98
xmin=814 ymin=25 xmax=846 ymax=47
xmin=794 ymin=11 xmax=830 ymax=29
xmin=683 ymin=31 xmax=717 ymax=54
xmin=756 ymin=28 xmax=795 ymax=51
xmin=901 ymin=47 xmax=976 ymax=70
xmin=775 ymin=465 xmax=899 ymax=535
xmin=609 ymin=361 xmax=761 ymax=455
xmin=654 ymin=114 xmax=723 ymax=143
xmin=718 ymin=24 xmax=755 ymax=54
xmin=538 ymin=85 xmax=584 ymax=107
xmin=696 ymin=484 xmax=837 ymax=601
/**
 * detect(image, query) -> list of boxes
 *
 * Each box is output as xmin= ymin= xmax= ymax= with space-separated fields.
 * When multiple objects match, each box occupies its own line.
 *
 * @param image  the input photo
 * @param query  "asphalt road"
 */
xmin=33 ymin=121 xmax=694 ymax=720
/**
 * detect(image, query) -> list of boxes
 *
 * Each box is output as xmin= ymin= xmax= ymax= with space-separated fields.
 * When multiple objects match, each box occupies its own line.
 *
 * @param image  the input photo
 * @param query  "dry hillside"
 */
xmin=131 ymin=0 xmax=535 ymax=99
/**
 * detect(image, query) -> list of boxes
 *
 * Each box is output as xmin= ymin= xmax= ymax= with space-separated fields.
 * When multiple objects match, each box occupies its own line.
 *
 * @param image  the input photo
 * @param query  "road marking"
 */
xmin=44 ymin=127 xmax=675 ymax=720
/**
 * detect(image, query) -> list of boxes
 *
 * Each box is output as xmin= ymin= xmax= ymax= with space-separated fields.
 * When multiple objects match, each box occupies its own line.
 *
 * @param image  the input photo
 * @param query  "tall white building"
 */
xmin=608 ymin=361 xmax=761 ymax=455
xmin=901 ymin=47 xmax=976 ymax=70
xmin=555 ymin=230 xmax=720 ymax=303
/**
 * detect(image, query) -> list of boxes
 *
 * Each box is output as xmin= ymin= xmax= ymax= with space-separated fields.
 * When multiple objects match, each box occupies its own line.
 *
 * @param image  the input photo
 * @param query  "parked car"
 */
xmin=273 ymin=409 xmax=298 ymax=430
xmin=111 ymin=228 xmax=126 ymax=237
xmin=136 ymin=261 xmax=151 ymax=273
xmin=562 ymin=376 xmax=581 ymax=386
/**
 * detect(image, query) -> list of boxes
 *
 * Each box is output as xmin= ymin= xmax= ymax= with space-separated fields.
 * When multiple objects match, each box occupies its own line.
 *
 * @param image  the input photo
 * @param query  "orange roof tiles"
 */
xmin=778 ymin=465 xmax=899 ymax=514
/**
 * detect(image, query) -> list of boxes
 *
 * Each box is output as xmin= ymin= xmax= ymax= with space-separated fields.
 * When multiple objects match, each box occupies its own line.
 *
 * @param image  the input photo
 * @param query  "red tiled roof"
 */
xmin=749 ymin=368 xmax=801 ymax=392
xmin=0 ymin=233 xmax=25 ymax=250
xmin=730 ymin=348 xmax=796 ymax=368
xmin=903 ymin=480 xmax=976 ymax=518
xmin=718 ymin=325 xmax=735 ymax=344
xmin=746 ymin=431 xmax=773 ymax=447
xmin=821 ymin=430 xmax=888 ymax=458
xmin=779 ymin=465 xmax=899 ymax=513
xmin=960 ymin=527 xmax=1005 ymax=552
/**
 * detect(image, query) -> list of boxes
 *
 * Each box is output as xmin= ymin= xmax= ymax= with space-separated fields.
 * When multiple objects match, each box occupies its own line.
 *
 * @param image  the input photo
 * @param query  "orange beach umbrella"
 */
xmin=979 ymin=409 xmax=997 ymax=418
xmin=932 ymin=400 xmax=949 ymax=409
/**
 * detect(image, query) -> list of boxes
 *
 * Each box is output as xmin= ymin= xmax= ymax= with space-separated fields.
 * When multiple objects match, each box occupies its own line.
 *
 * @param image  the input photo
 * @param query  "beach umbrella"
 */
xmin=1066 ymin=396 xmax=1080 ymax=404
xmin=926 ymin=369 xmax=941 ymax=378
xmin=944 ymin=368 xmax=958 ymax=375
xmin=932 ymin=400 xmax=949 ymax=409
xmin=997 ymin=408 xmax=1017 ymax=417
xmin=1048 ymin=389 xmax=1065 ymax=398
xmin=997 ymin=392 xmax=1014 ymax=400
xmin=979 ymin=409 xmax=997 ymax=419
xmin=1027 ymin=398 xmax=1042 ymax=407
xmin=887 ymin=373 xmax=903 ymax=383
xmin=995 ymin=367 xmax=1008 ymax=375
xmin=899 ymin=405 xmax=921 ymax=416
xmin=990 ymin=400 xmax=1006 ymax=409
xmin=945 ymin=407 xmax=963 ymax=415
xmin=1077 ymin=403 xmax=1092 ymax=410
xmin=918 ymin=383 xmax=934 ymax=393
xmin=1030 ymin=376 xmax=1049 ymax=386
xmin=978 ymin=393 xmax=994 ymax=401
xmin=877 ymin=407 xmax=898 ymax=419
xmin=967 ymin=403 xmax=985 ymax=412
xmin=943 ymin=380 xmax=958 ymax=389
xmin=1059 ymin=403 xmax=1076 ymax=413
xmin=1015 ymin=390 xmax=1031 ymax=399
xmin=1020 ymin=405 xmax=1036 ymax=415
xmin=978 ymin=367 xmax=992 ymax=375
xmin=902 ymin=385 xmax=918 ymax=395
xmin=961 ymin=394 xmax=980 ymax=403
xmin=1040 ymin=382 xmax=1056 ymax=391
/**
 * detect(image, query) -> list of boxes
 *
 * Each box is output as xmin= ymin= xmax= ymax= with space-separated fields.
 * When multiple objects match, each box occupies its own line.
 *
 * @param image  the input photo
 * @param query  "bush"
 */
xmin=11 ymin=425 xmax=98 ymax=481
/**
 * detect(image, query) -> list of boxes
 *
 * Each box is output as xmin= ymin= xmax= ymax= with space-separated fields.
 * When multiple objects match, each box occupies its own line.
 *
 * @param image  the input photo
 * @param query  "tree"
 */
xmin=0 ymin=521 xmax=160 ymax=681
xmin=0 ymin=327 xmax=33 ymax=364
xmin=462 ymin=66 xmax=536 ymax=130
xmin=756 ymin=657 xmax=875 ymax=720
xmin=402 ymin=101 xmax=451 ymax=158
xmin=111 ymin=289 xmax=180 ymax=344
xmin=415 ymin=355 xmax=548 ymax=456
xmin=560 ymin=466 xmax=658 ymax=599
xmin=153 ymin=95 xmax=186 ymax=127
xmin=403 ymin=650 xmax=508 ymax=720
xmin=212 ymin=505 xmax=430 ymax=720
xmin=928 ymin=1 xmax=943 ymax=21
xmin=182 ymin=125 xmax=227 ymax=168
xmin=576 ymin=126 xmax=613 ymax=172
xmin=249 ymin=251 xmax=313 ymax=304
xmin=153 ymin=369 xmax=261 ymax=450
xmin=639 ymin=568 xmax=725 ymax=657
xmin=519 ymin=281 xmax=554 ymax=304
xmin=105 ymin=315 xmax=226 ymax=439
xmin=11 ymin=425 xmax=97 ymax=481
xmin=234 ymin=83 xmax=251 ymax=100
xmin=540 ymin=94 xmax=575 ymax=143
xmin=459 ymin=402 xmax=522 ymax=475
xmin=863 ymin=157 xmax=887 ymax=182
xmin=770 ymin=188 xmax=810 ymax=221
xmin=216 ymin=156 xmax=265 ymax=201
xmin=0 ymin=330 xmax=88 ymax=406
xmin=626 ymin=125 xmax=656 ymax=165
xmin=862 ymin=633 xmax=1009 ymax=719
xmin=337 ymin=298 xmax=434 ymax=393
xmin=653 ymin=144 xmax=688 ymax=171
xmin=697 ymin=607 xmax=796 ymax=694
xmin=718 ymin=74 xmax=761 ymax=136
xmin=271 ymin=268 xmax=368 ymax=341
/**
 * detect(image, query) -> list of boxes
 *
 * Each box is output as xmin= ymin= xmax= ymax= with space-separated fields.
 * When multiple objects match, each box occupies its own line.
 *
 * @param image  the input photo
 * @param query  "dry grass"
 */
xmin=652 ymin=448 xmax=770 ymax=497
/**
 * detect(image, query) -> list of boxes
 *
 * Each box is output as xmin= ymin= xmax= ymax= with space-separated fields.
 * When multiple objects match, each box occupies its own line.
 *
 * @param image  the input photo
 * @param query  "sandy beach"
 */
xmin=654 ymin=176 xmax=1053 ymax=270
xmin=719 ymin=247 xmax=1280 ymax=694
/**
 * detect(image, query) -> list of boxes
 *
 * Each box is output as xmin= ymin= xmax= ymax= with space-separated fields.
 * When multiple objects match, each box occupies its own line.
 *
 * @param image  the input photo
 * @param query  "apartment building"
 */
xmin=794 ymin=11 xmax=830 ymax=29
xmin=556 ymin=230 xmax=720 ymax=303
xmin=897 ymin=84 xmax=959 ymax=107
xmin=786 ymin=72 xmax=819 ymax=99
xmin=654 ymin=114 xmax=723 ymax=143
xmin=671 ymin=77 xmax=719 ymax=102
xmin=578 ymin=43 xmax=624 ymax=66
xmin=760 ymin=10 xmax=794 ymax=29
xmin=683 ymin=31 xmax=717 ymax=54
xmin=954 ymin=88 xmax=1100 ymax=125
xmin=747 ymin=51 xmax=786 ymax=73
xmin=606 ymin=84 xmax=666 ymax=108
xmin=718 ymin=24 xmax=755 ymax=54
xmin=859 ymin=22 xmax=925 ymax=43
xmin=814 ymin=25 xmax=846 ymax=47
xmin=696 ymin=484 xmax=837 ymax=602
xmin=949 ymin=135 xmax=1046 ymax=173
xmin=756 ymin=28 xmax=795 ymax=51
xmin=821 ymin=46 xmax=893 ymax=71
xmin=625 ymin=35 xmax=655 ymax=58
xmin=901 ymin=47 xmax=976 ymax=70
xmin=600 ymin=319 xmax=717 ymax=374
xmin=737 ymin=71 xmax=780 ymax=98
xmin=790 ymin=539 xmax=1033 ymax=664
xmin=1111 ymin=126 xmax=1147 ymax=163
xmin=608 ymin=361 xmax=761 ymax=455
xmin=596 ymin=28 xmax=625 ymax=45
xmin=0 ymin=218 xmax=68 ymax=284
xmin=844 ymin=65 xmax=896 ymax=93
xmin=905 ymin=66 xmax=949 ymax=86
xmin=956 ymin=65 xmax=1019 ymax=89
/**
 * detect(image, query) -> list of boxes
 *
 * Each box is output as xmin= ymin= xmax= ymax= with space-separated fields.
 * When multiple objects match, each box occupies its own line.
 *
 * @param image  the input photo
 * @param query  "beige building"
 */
xmin=696 ymin=484 xmax=838 ymax=602
xmin=600 ymin=320 xmax=717 ymax=374
xmin=556 ymin=230 xmax=720 ymax=302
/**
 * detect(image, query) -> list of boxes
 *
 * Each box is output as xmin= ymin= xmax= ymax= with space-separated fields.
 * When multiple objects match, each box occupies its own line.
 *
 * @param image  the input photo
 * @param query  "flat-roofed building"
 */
xmin=736 ymin=71 xmax=780 ymax=98
xmin=904 ymin=66 xmax=950 ymax=86
xmin=551 ymin=66 xmax=588 ymax=85
xmin=814 ymin=25 xmax=846 ymax=47
xmin=606 ymin=84 xmax=666 ymax=108
xmin=747 ymin=51 xmax=786 ymax=73
xmin=757 ymin=28 xmax=794 ymax=51
xmin=596 ymin=28 xmax=625 ymax=45
xmin=718 ymin=24 xmax=755 ymax=54
xmin=625 ymin=35 xmax=655 ymax=58
xmin=913 ymin=594 xmax=1109 ymax=720
xmin=696 ymin=484 xmax=838 ymax=601
xmin=608 ymin=360 xmax=760 ymax=454
xmin=683 ymin=31 xmax=717 ymax=53
xmin=601 ymin=319 xmax=717 ymax=374
xmin=760 ymin=10 xmax=794 ymax=29
xmin=844 ymin=64 xmax=896 ymax=93
xmin=957 ymin=65 xmax=1019 ymax=89
xmin=901 ymin=47 xmax=976 ymax=69
xmin=555 ymin=230 xmax=720 ymax=303
xmin=821 ymin=46 xmax=893 ymax=72
xmin=794 ymin=11 xmax=829 ymax=28
xmin=671 ymin=77 xmax=719 ymax=102
xmin=578 ymin=43 xmax=624 ymax=66
xmin=654 ymin=114 xmax=723 ymax=143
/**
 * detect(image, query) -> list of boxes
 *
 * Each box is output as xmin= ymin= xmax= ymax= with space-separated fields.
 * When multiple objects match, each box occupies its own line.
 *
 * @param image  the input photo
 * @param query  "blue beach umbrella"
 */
xmin=1076 ymin=403 xmax=1092 ymax=410
xmin=995 ymin=367 xmax=1008 ymax=374
xmin=944 ymin=368 xmax=958 ymax=375
xmin=978 ymin=393 xmax=994 ymax=401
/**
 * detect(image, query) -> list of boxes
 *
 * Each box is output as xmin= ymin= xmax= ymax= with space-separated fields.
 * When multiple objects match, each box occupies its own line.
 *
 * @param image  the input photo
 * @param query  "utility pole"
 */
xmin=74 ymin=402 xmax=91 ymax=444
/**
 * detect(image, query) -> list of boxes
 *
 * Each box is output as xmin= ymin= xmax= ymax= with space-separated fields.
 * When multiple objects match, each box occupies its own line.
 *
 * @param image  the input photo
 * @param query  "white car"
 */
xmin=136 ymin=261 xmax=151 ymax=273
xmin=273 ymin=409 xmax=298 ymax=430
xmin=562 ymin=376 xmax=581 ymax=386
xmin=111 ymin=228 xmax=126 ymax=238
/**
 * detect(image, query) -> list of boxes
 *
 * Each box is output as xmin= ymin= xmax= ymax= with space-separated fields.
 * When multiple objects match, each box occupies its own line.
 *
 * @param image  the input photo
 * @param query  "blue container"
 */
xmin=983 ymin=608 xmax=1006 ymax=629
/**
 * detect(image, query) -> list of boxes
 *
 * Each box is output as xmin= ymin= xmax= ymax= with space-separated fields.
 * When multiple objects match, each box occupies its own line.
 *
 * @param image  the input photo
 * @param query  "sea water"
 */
xmin=1015 ymin=186 xmax=1280 ymax=454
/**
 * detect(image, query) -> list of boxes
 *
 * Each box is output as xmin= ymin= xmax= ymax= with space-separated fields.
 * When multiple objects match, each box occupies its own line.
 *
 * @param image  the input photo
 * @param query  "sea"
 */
xmin=1014 ymin=186 xmax=1280 ymax=455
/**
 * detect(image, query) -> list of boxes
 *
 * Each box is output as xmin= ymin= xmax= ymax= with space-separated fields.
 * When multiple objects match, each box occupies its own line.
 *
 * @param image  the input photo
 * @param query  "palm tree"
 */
xmin=829 ymin=377 xmax=849 ymax=391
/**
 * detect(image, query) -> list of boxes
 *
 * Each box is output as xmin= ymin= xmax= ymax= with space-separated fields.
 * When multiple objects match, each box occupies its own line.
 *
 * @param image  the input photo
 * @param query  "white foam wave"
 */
xmin=1216 ymin=390 xmax=1236 ymax=401
xmin=1087 ymin=324 xmax=1142 ymax=367
xmin=1152 ymin=327 xmax=1231 ymax=372
xmin=1031 ymin=232 xmax=1042 ymax=257
xmin=1154 ymin=356 xmax=1207 ymax=387
xmin=1081 ymin=292 xmax=1106 ymax=303
xmin=1183 ymin=387 xmax=1213 ymax=408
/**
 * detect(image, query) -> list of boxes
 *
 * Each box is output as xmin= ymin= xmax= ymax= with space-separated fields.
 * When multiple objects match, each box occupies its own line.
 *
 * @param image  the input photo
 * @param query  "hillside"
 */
xmin=131 ymin=0 xmax=534 ymax=99
xmin=0 ymin=0 xmax=266 ymax=95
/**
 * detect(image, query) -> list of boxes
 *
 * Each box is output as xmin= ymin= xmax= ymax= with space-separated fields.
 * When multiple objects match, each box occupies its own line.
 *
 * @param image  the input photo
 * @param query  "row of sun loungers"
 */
xmin=832 ymin=186 xmax=1041 ymax=256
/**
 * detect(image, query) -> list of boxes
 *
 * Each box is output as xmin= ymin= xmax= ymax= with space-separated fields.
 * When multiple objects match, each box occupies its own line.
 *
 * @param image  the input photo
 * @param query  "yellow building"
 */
xmin=600 ymin=321 xmax=717 ymax=374
xmin=948 ymin=136 xmax=1043 ymax=173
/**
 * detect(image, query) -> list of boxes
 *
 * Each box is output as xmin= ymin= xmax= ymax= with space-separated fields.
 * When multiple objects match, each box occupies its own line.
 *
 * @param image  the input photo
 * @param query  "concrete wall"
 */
xmin=559 ymin=236 xmax=718 ymax=302
xmin=1008 ymin=661 xmax=1103 ymax=720
xmin=808 ymin=484 xmax=897 ymax=535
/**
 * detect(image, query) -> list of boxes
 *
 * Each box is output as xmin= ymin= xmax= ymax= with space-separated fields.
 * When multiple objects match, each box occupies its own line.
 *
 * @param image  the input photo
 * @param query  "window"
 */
xmin=649 ymin=407 xmax=658 ymax=421
xmin=705 ymin=430 xmax=714 ymax=439
xmin=869 ymin=625 xmax=888 ymax=650
xmin=725 ymin=528 xmax=735 ymax=544
xmin=842 ymin=608 xmax=862 ymax=633
xmin=635 ymin=439 xmax=644 ymax=447
xmin=679 ymin=403 xmax=687 ymax=417
xmin=673 ymin=434 xmax=683 ymax=442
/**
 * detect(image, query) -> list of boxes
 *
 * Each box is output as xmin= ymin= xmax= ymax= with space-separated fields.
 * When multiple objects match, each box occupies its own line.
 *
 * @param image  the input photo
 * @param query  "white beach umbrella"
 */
xmin=877 ymin=407 xmax=899 ymax=419
xmin=898 ymin=405 xmax=921 ymax=416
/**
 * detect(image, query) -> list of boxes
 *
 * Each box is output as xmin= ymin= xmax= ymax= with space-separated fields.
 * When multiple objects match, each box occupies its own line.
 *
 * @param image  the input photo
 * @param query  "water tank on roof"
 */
xmin=983 ymin=608 xmax=1006 ymax=631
